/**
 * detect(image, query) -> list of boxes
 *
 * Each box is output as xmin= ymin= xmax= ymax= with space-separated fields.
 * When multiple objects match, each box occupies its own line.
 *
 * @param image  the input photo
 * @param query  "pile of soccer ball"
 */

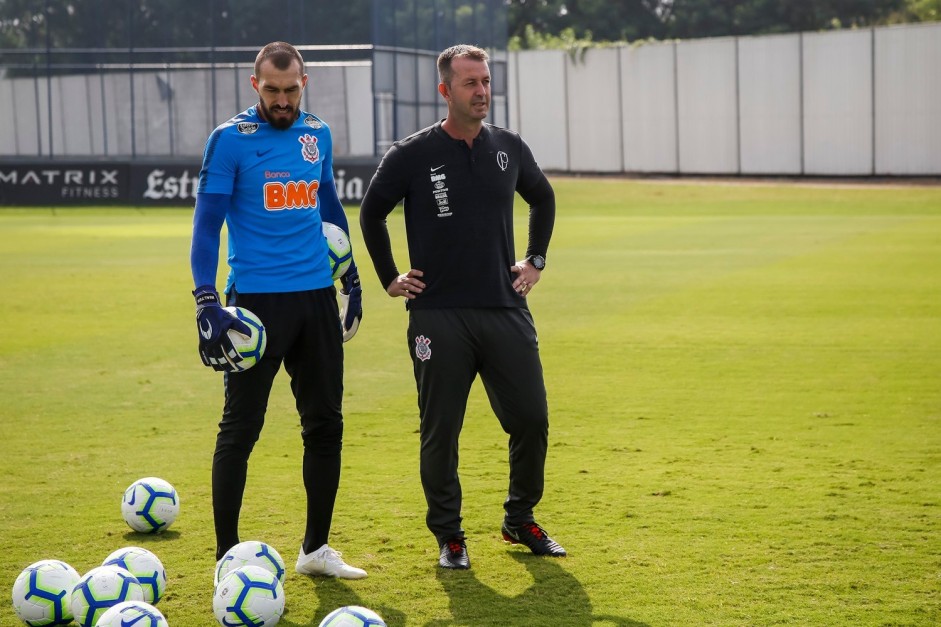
xmin=11 ymin=475 xmax=386 ymax=626
xmin=12 ymin=477 xmax=177 ymax=626
xmin=12 ymin=548 xmax=169 ymax=627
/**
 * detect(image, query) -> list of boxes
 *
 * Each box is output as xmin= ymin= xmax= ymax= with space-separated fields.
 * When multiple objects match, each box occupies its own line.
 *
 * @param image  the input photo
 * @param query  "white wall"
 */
xmin=566 ymin=48 xmax=623 ymax=172
xmin=345 ymin=64 xmax=376 ymax=158
xmin=0 ymin=64 xmax=372 ymax=159
xmin=620 ymin=42 xmax=677 ymax=173
xmin=513 ymin=50 xmax=569 ymax=171
xmin=676 ymin=37 xmax=739 ymax=174
xmin=803 ymin=29 xmax=874 ymax=175
xmin=510 ymin=21 xmax=941 ymax=176
xmin=2 ymin=22 xmax=940 ymax=174
xmin=874 ymin=23 xmax=941 ymax=174
xmin=3 ymin=76 xmax=46 ymax=156
xmin=738 ymin=33 xmax=802 ymax=175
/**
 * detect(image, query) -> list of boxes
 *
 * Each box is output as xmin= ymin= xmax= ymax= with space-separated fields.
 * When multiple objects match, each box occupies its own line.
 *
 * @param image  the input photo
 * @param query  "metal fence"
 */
xmin=372 ymin=0 xmax=509 ymax=153
xmin=0 ymin=0 xmax=508 ymax=160
xmin=0 ymin=46 xmax=374 ymax=158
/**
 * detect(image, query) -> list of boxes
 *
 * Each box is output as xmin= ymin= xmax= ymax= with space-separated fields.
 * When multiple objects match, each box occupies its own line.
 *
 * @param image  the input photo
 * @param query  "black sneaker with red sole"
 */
xmin=501 ymin=521 xmax=567 ymax=556
xmin=438 ymin=536 xmax=470 ymax=569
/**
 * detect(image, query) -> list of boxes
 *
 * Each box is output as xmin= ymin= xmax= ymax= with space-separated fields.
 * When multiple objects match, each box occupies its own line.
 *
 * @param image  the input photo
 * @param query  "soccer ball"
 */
xmin=95 ymin=601 xmax=168 ymax=627
xmin=323 ymin=222 xmax=352 ymax=280
xmin=121 ymin=477 xmax=180 ymax=533
xmin=223 ymin=306 xmax=267 ymax=371
xmin=11 ymin=559 xmax=81 ymax=626
xmin=70 ymin=565 xmax=144 ymax=627
xmin=213 ymin=565 xmax=285 ymax=627
xmin=102 ymin=547 xmax=167 ymax=604
xmin=215 ymin=540 xmax=286 ymax=587
xmin=319 ymin=606 xmax=387 ymax=627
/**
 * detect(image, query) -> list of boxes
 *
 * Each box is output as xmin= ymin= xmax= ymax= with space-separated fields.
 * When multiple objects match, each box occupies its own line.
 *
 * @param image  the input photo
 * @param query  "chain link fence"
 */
xmin=0 ymin=0 xmax=507 ymax=160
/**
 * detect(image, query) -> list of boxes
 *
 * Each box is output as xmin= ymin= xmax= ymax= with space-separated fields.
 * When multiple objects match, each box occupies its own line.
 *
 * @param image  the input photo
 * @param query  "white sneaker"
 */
xmin=295 ymin=544 xmax=367 ymax=579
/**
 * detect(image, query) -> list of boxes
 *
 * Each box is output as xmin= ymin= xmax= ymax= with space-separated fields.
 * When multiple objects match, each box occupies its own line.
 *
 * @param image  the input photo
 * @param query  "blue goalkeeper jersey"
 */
xmin=197 ymin=106 xmax=335 ymax=294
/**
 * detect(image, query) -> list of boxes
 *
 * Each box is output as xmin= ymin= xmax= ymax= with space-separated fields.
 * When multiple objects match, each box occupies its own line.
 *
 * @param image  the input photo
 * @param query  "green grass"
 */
xmin=1 ymin=178 xmax=940 ymax=626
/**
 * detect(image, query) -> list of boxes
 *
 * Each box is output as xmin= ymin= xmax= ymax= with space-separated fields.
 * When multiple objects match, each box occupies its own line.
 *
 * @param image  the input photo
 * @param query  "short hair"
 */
xmin=437 ymin=44 xmax=489 ymax=86
xmin=254 ymin=41 xmax=305 ymax=77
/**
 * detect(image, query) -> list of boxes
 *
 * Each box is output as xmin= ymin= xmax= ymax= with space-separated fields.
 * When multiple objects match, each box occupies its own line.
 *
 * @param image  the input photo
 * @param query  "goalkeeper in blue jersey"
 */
xmin=189 ymin=41 xmax=366 ymax=579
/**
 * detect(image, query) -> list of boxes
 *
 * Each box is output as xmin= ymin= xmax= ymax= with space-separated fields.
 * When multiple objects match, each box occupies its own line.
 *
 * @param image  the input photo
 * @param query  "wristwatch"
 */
xmin=526 ymin=254 xmax=546 ymax=270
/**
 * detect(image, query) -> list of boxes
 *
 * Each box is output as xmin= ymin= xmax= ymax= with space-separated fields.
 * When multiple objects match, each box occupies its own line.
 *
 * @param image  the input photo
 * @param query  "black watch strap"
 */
xmin=527 ymin=254 xmax=546 ymax=270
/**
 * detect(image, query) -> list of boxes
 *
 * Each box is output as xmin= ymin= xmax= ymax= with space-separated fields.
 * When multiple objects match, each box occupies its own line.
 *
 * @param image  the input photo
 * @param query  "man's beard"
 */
xmin=259 ymin=101 xmax=297 ymax=130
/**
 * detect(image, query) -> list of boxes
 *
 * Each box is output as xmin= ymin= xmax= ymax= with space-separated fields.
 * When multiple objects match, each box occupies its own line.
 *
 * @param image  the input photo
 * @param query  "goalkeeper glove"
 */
xmin=193 ymin=286 xmax=252 ymax=372
xmin=338 ymin=269 xmax=362 ymax=343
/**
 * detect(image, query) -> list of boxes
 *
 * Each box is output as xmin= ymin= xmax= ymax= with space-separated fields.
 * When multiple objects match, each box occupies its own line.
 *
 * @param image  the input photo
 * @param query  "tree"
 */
xmin=507 ymin=0 xmax=666 ymax=46
xmin=662 ymin=0 xmax=908 ymax=39
xmin=505 ymin=0 xmax=931 ymax=47
xmin=0 ymin=0 xmax=372 ymax=52
xmin=892 ymin=0 xmax=941 ymax=21
xmin=0 ymin=0 xmax=374 ymax=77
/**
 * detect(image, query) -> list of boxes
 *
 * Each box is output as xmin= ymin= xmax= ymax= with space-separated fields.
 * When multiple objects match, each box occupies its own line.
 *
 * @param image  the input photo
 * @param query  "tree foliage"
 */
xmin=662 ymin=0 xmax=908 ymax=39
xmin=0 ymin=0 xmax=374 ymax=77
xmin=506 ymin=0 xmax=939 ymax=49
xmin=1 ymin=0 xmax=937 ymax=57
xmin=0 ymin=0 xmax=372 ymax=54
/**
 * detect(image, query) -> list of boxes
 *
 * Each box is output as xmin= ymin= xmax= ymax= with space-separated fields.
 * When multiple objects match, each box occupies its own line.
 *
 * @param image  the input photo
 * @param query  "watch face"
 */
xmin=531 ymin=255 xmax=546 ymax=270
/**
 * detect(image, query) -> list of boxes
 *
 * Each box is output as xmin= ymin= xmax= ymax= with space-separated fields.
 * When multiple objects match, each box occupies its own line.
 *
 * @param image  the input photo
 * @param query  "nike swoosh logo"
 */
xmin=257 ymin=148 xmax=274 ymax=157
xmin=122 ymin=614 xmax=150 ymax=627
xmin=430 ymin=164 xmax=445 ymax=172
xmin=126 ymin=489 xmax=136 ymax=506
xmin=200 ymin=319 xmax=213 ymax=340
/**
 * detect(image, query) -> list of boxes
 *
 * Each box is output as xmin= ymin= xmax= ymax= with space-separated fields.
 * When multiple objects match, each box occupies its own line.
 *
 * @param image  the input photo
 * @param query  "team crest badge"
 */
xmin=414 ymin=335 xmax=432 ymax=362
xmin=299 ymin=134 xmax=320 ymax=164
xmin=497 ymin=151 xmax=508 ymax=171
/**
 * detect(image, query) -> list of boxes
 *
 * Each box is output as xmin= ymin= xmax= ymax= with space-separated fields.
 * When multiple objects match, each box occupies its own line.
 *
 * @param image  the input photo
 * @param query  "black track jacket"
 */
xmin=359 ymin=121 xmax=555 ymax=310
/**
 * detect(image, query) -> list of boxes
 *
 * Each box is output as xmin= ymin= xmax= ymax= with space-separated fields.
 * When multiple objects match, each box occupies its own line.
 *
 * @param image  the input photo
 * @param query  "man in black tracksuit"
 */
xmin=359 ymin=44 xmax=566 ymax=569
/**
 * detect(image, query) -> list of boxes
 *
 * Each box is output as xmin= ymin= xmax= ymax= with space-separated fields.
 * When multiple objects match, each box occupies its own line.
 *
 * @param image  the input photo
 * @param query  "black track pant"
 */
xmin=213 ymin=287 xmax=344 ymax=559
xmin=407 ymin=307 xmax=549 ymax=543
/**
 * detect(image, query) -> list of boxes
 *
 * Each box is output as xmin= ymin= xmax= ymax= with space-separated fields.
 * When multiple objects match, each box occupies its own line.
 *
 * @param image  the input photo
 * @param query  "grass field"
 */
xmin=1 ymin=177 xmax=939 ymax=626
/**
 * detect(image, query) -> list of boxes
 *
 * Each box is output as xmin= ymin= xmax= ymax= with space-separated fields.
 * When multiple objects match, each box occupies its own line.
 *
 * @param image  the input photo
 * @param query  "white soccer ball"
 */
xmin=223 ymin=306 xmax=267 ymax=371
xmin=11 ymin=559 xmax=81 ymax=626
xmin=215 ymin=540 xmax=286 ymax=587
xmin=70 ymin=566 xmax=144 ymax=627
xmin=101 ymin=547 xmax=167 ymax=605
xmin=94 ymin=600 xmax=168 ymax=627
xmin=319 ymin=605 xmax=387 ymax=627
xmin=121 ymin=477 xmax=180 ymax=533
xmin=323 ymin=222 xmax=353 ymax=280
xmin=213 ymin=565 xmax=285 ymax=627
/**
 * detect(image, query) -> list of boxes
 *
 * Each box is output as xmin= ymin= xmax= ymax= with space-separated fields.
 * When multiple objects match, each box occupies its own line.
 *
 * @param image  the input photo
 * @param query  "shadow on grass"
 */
xmin=427 ymin=552 xmax=645 ymax=627
xmin=277 ymin=577 xmax=406 ymax=627
xmin=121 ymin=530 xmax=182 ymax=543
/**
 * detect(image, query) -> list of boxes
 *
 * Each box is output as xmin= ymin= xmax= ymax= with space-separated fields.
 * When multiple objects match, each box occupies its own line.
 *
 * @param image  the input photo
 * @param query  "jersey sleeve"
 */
xmin=515 ymin=137 xmax=555 ymax=258
xmin=359 ymin=144 xmax=409 ymax=289
xmin=361 ymin=143 xmax=411 ymax=206
xmin=190 ymin=192 xmax=231 ymax=289
xmin=197 ymin=125 xmax=238 ymax=195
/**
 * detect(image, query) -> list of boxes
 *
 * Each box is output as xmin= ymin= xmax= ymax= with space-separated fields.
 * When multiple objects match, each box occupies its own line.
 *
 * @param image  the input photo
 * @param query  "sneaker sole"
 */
xmin=439 ymin=561 xmax=470 ymax=570
xmin=501 ymin=530 xmax=519 ymax=544
xmin=297 ymin=568 xmax=368 ymax=579
xmin=296 ymin=563 xmax=367 ymax=579
xmin=501 ymin=530 xmax=567 ymax=557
